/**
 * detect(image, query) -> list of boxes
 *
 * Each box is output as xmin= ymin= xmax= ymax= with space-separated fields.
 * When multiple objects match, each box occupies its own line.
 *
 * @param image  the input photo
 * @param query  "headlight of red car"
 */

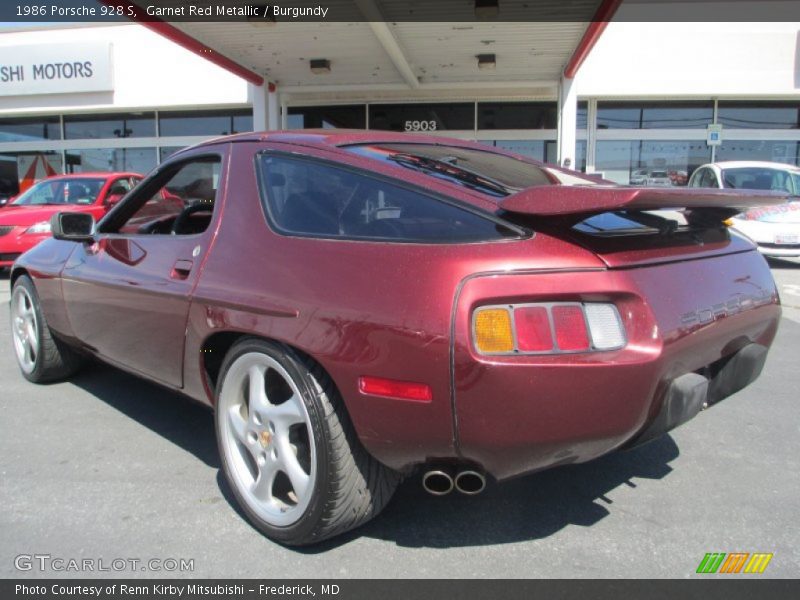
xmin=24 ymin=221 xmax=52 ymax=235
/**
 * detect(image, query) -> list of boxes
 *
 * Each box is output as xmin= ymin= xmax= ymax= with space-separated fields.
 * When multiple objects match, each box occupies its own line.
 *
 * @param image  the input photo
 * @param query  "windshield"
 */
xmin=345 ymin=143 xmax=597 ymax=199
xmin=720 ymin=167 xmax=800 ymax=195
xmin=11 ymin=177 xmax=106 ymax=206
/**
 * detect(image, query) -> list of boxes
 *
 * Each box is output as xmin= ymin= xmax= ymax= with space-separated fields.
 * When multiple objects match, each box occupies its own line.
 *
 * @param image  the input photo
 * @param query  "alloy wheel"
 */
xmin=11 ymin=285 xmax=39 ymax=374
xmin=218 ymin=352 xmax=317 ymax=527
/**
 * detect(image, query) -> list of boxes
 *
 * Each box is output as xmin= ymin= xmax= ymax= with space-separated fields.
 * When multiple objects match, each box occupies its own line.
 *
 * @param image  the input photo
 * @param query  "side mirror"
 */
xmin=51 ymin=212 xmax=96 ymax=243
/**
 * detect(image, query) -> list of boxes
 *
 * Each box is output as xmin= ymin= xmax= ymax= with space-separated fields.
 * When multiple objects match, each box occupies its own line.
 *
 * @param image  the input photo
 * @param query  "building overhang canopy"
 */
xmin=112 ymin=0 xmax=621 ymax=98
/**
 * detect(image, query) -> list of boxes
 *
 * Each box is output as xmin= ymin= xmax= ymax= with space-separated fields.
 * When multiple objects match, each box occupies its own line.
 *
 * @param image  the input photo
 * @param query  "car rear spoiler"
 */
xmin=498 ymin=185 xmax=789 ymax=222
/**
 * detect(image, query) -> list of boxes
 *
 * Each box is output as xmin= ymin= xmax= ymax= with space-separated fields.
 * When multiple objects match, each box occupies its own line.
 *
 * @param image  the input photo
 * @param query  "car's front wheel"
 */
xmin=10 ymin=274 xmax=85 ymax=383
xmin=215 ymin=338 xmax=400 ymax=545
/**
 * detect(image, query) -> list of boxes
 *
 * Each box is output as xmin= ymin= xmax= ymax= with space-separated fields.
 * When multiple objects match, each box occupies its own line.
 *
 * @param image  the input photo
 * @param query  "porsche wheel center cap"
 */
xmin=259 ymin=430 xmax=272 ymax=448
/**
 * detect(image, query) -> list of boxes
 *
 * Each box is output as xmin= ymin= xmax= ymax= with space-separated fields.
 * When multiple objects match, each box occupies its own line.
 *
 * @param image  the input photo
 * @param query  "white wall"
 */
xmin=0 ymin=24 xmax=250 ymax=115
xmin=578 ymin=21 xmax=800 ymax=98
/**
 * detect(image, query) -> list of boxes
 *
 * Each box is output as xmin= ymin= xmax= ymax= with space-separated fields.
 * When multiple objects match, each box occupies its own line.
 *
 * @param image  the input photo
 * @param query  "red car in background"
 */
xmin=0 ymin=172 xmax=143 ymax=268
xmin=9 ymin=131 xmax=785 ymax=545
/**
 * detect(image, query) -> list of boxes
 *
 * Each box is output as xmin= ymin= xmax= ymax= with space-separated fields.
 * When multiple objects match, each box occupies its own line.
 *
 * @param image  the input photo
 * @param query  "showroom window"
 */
xmin=0 ymin=151 xmax=63 ymax=198
xmin=596 ymin=101 xmax=714 ymax=129
xmin=0 ymin=116 xmax=62 ymax=142
xmin=577 ymin=102 xmax=588 ymax=131
xmin=287 ymin=105 xmax=366 ymax=129
xmin=65 ymin=148 xmax=158 ymax=175
xmin=64 ymin=112 xmax=156 ymax=139
xmin=160 ymin=146 xmax=186 ymax=163
xmin=716 ymin=140 xmax=800 ymax=166
xmin=368 ymin=103 xmax=474 ymax=132
xmin=717 ymin=102 xmax=800 ymax=129
xmin=478 ymin=102 xmax=557 ymax=130
xmin=158 ymin=109 xmax=253 ymax=137
xmin=595 ymin=140 xmax=711 ymax=186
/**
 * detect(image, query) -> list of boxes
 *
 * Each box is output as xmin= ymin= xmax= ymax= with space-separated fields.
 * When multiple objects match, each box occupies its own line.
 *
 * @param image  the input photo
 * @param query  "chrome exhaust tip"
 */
xmin=454 ymin=470 xmax=486 ymax=495
xmin=422 ymin=470 xmax=454 ymax=496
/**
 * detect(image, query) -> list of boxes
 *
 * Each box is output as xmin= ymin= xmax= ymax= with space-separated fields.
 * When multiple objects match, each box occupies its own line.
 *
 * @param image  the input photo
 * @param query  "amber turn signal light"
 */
xmin=473 ymin=307 xmax=515 ymax=353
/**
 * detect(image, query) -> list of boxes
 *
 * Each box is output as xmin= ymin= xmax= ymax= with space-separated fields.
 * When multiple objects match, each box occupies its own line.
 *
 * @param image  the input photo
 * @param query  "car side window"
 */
xmin=116 ymin=158 xmax=221 ymax=235
xmin=705 ymin=169 xmax=719 ymax=188
xmin=692 ymin=168 xmax=718 ymax=188
xmin=256 ymin=154 xmax=519 ymax=243
xmin=113 ymin=178 xmax=132 ymax=193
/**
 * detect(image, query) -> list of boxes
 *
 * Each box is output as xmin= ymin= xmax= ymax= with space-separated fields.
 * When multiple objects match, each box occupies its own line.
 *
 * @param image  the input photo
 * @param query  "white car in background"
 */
xmin=629 ymin=169 xmax=649 ymax=186
xmin=689 ymin=161 xmax=800 ymax=257
xmin=646 ymin=170 xmax=672 ymax=187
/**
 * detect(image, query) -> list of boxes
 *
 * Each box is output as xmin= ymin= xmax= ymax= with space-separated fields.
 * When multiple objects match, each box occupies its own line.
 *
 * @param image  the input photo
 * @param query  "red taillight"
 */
xmin=358 ymin=376 xmax=433 ymax=403
xmin=473 ymin=302 xmax=625 ymax=355
xmin=514 ymin=306 xmax=553 ymax=351
xmin=551 ymin=305 xmax=590 ymax=351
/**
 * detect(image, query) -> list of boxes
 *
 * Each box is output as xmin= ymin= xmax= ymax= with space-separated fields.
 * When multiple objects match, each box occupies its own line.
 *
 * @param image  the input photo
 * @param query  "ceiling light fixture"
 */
xmin=477 ymin=54 xmax=496 ymax=70
xmin=309 ymin=59 xmax=331 ymax=74
xmin=474 ymin=0 xmax=499 ymax=19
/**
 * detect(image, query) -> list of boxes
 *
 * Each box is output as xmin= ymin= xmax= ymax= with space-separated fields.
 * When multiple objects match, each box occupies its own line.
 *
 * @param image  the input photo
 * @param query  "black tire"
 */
xmin=10 ymin=275 xmax=85 ymax=383
xmin=215 ymin=338 xmax=401 ymax=546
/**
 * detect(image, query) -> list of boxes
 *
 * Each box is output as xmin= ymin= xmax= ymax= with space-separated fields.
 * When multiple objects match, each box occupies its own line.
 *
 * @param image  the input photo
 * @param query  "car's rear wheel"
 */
xmin=10 ymin=275 xmax=85 ymax=383
xmin=215 ymin=338 xmax=400 ymax=545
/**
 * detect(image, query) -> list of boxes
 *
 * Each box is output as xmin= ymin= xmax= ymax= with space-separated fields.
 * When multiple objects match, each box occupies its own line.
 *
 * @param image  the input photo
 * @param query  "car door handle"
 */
xmin=171 ymin=259 xmax=194 ymax=280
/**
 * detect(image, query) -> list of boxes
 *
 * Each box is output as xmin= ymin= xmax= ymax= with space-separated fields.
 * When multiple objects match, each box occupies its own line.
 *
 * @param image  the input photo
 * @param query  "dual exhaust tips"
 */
xmin=422 ymin=468 xmax=486 ymax=496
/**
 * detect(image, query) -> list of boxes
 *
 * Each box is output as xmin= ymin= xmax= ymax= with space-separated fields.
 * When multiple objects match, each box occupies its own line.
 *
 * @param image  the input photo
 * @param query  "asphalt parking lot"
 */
xmin=1 ymin=260 xmax=799 ymax=579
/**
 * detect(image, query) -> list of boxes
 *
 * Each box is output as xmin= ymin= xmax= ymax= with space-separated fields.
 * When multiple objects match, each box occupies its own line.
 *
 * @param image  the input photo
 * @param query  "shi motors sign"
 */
xmin=0 ymin=43 xmax=113 ymax=97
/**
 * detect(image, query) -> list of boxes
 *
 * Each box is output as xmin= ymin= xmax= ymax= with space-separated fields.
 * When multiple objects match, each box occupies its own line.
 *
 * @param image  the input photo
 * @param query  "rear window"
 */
xmin=721 ymin=167 xmax=799 ymax=194
xmin=345 ymin=143 xmax=559 ymax=198
xmin=256 ymin=154 xmax=522 ymax=243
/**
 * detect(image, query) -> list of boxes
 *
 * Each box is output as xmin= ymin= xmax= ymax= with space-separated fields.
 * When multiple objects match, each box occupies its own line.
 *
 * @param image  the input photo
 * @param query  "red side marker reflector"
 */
xmin=358 ymin=376 xmax=433 ymax=403
xmin=551 ymin=305 xmax=590 ymax=351
xmin=514 ymin=306 xmax=553 ymax=352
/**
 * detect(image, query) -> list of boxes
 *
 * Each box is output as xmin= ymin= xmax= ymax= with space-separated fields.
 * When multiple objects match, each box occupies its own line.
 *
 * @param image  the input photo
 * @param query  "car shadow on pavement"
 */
xmin=69 ymin=359 xmax=679 ymax=551
xmin=70 ymin=362 xmax=220 ymax=468
xmin=297 ymin=435 xmax=680 ymax=551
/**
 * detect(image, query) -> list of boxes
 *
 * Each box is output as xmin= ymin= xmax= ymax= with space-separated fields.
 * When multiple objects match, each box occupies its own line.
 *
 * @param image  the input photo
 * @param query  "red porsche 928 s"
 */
xmin=9 ymin=131 xmax=785 ymax=545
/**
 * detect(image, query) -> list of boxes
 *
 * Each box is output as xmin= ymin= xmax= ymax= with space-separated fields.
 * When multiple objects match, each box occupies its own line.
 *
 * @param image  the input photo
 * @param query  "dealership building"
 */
xmin=1 ymin=3 xmax=799 ymax=198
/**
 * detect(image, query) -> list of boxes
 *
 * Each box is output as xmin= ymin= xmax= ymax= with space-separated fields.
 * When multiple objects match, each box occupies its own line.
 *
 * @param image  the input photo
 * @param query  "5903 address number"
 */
xmin=404 ymin=120 xmax=438 ymax=132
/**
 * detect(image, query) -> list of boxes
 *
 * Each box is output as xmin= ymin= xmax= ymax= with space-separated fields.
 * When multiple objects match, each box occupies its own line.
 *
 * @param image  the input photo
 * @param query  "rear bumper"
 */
xmin=756 ymin=244 xmax=800 ymax=258
xmin=628 ymin=343 xmax=768 ymax=447
xmin=452 ymin=251 xmax=780 ymax=481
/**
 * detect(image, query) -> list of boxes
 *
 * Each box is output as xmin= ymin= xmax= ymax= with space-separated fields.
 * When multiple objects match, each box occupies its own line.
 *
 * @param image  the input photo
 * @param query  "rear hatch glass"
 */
xmin=347 ymin=142 xmax=768 ymax=268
